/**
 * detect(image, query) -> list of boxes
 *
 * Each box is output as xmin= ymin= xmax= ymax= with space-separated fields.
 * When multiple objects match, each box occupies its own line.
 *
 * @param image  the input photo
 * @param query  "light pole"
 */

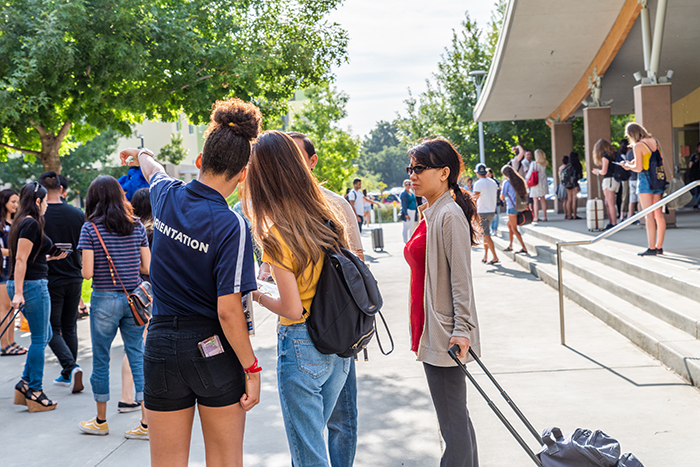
xmin=137 ymin=134 xmax=145 ymax=149
xmin=469 ymin=70 xmax=487 ymax=166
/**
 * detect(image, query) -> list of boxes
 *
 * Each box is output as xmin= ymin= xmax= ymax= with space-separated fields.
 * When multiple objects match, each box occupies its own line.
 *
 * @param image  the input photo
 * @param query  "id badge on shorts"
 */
xmin=198 ymin=335 xmax=224 ymax=357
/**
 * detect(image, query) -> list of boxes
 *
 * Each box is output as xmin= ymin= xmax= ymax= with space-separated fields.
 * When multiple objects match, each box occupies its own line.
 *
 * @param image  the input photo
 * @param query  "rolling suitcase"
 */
xmin=447 ymin=346 xmax=644 ymax=467
xmin=371 ymin=227 xmax=384 ymax=252
xmin=586 ymin=175 xmax=605 ymax=231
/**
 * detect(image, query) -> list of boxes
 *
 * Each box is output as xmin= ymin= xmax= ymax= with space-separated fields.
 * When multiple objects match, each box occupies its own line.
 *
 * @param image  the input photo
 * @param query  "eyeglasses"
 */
xmin=406 ymin=165 xmax=438 ymax=175
xmin=33 ymin=181 xmax=40 ymax=193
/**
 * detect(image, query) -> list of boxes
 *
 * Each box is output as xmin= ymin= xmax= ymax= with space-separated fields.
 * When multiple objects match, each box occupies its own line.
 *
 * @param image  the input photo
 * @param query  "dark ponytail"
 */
xmin=407 ymin=139 xmax=480 ymax=246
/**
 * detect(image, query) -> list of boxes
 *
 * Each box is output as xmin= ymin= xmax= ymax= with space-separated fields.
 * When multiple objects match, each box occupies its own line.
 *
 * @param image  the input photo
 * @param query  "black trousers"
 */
xmin=48 ymin=282 xmax=81 ymax=378
xmin=424 ymin=363 xmax=479 ymax=467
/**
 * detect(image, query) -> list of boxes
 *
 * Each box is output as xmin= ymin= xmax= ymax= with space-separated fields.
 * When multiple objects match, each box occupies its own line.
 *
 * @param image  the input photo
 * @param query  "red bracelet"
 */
xmin=243 ymin=357 xmax=262 ymax=374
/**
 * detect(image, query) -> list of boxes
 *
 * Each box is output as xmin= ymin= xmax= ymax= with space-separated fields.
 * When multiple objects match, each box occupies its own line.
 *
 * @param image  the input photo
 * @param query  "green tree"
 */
xmin=0 ymin=130 xmax=122 ymax=201
xmin=398 ymin=7 xmax=551 ymax=175
xmin=159 ymin=133 xmax=189 ymax=166
xmin=290 ymin=83 xmax=359 ymax=193
xmin=357 ymin=120 xmax=407 ymax=188
xmin=0 ymin=0 xmax=348 ymax=173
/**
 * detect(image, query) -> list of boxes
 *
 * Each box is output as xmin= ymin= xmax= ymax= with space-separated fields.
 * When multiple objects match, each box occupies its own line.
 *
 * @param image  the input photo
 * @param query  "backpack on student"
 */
xmin=613 ymin=153 xmax=630 ymax=182
xmin=307 ymin=241 xmax=393 ymax=359
xmin=642 ymin=140 xmax=668 ymax=191
xmin=561 ymin=164 xmax=578 ymax=190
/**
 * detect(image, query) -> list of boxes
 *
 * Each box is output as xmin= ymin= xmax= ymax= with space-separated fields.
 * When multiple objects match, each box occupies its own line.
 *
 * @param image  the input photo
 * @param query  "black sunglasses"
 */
xmin=33 ymin=181 xmax=40 ymax=193
xmin=406 ymin=165 xmax=439 ymax=175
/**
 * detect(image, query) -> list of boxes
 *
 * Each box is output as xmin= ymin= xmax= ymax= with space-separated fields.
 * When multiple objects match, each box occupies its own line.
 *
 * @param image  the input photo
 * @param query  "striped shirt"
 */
xmin=77 ymin=221 xmax=148 ymax=291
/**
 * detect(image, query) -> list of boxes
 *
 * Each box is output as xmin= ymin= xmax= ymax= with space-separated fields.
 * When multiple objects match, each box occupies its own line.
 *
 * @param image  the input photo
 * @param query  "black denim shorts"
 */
xmin=144 ymin=315 xmax=246 ymax=411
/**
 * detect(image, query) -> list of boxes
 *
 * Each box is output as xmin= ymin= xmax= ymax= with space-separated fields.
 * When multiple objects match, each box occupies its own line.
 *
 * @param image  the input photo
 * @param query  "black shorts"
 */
xmin=144 ymin=315 xmax=246 ymax=412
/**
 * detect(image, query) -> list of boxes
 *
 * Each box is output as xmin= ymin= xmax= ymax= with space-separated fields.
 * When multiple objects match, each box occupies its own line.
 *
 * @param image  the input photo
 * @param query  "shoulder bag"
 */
xmin=91 ymin=223 xmax=152 ymax=326
xmin=526 ymin=163 xmax=539 ymax=188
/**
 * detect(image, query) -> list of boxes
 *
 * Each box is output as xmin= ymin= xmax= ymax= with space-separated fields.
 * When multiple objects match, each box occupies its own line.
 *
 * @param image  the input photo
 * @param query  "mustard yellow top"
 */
xmin=262 ymin=226 xmax=324 ymax=325
xmin=638 ymin=141 xmax=656 ymax=171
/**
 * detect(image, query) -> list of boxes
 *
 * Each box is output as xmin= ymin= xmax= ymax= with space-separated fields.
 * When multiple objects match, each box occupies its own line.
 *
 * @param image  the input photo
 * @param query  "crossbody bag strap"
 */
xmin=90 ymin=222 xmax=131 ymax=299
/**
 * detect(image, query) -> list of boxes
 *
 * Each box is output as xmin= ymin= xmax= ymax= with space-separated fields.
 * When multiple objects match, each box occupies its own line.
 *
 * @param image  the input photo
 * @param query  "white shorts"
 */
xmin=602 ymin=177 xmax=620 ymax=193
xmin=629 ymin=180 xmax=639 ymax=203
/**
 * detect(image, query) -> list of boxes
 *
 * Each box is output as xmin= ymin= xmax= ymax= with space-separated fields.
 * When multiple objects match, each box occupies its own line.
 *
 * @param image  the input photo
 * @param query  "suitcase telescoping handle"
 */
xmin=448 ymin=345 xmax=543 ymax=467
xmin=0 ymin=305 xmax=23 ymax=341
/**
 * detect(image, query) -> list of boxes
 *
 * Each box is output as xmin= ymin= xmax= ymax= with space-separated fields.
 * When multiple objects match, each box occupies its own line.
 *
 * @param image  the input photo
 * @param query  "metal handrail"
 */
xmin=555 ymin=179 xmax=700 ymax=345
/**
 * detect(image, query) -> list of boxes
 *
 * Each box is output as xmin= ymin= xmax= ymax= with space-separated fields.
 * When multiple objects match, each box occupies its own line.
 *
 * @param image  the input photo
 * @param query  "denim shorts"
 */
xmin=637 ymin=171 xmax=665 ymax=195
xmin=143 ymin=315 xmax=246 ymax=411
xmin=507 ymin=208 xmax=518 ymax=215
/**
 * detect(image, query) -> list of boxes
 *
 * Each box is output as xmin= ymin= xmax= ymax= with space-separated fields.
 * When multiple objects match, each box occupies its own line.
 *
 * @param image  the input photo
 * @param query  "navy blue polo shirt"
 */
xmin=149 ymin=171 xmax=256 ymax=319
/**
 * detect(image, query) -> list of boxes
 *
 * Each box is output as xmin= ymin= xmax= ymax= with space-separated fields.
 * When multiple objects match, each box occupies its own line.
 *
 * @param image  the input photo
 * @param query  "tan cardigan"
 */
xmin=417 ymin=190 xmax=481 ymax=367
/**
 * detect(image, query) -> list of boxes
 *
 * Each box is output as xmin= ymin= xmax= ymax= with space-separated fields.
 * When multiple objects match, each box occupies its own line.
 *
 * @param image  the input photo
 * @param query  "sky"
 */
xmin=327 ymin=0 xmax=497 ymax=139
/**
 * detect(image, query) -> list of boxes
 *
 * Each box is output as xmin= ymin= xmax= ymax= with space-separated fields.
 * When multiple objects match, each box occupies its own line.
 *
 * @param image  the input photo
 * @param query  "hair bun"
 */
xmin=209 ymin=98 xmax=262 ymax=141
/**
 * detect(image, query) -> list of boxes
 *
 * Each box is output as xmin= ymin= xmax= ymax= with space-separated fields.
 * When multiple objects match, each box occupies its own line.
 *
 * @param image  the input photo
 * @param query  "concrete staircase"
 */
xmin=491 ymin=222 xmax=700 ymax=388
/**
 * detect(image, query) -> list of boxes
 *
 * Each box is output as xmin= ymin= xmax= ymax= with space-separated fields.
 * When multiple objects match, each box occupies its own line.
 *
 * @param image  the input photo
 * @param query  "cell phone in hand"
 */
xmin=48 ymin=243 xmax=73 ymax=257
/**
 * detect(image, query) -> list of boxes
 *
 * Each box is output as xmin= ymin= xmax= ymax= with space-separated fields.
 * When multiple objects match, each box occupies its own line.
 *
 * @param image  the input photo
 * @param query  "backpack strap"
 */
xmin=374 ymin=310 xmax=394 ymax=356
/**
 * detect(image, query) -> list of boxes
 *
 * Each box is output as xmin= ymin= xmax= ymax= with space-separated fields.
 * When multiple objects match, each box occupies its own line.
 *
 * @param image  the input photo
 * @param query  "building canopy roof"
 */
xmin=474 ymin=0 xmax=700 ymax=123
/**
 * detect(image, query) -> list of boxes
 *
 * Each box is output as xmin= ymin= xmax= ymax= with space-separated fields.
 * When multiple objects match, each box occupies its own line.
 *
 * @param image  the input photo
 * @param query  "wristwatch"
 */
xmin=137 ymin=148 xmax=155 ymax=159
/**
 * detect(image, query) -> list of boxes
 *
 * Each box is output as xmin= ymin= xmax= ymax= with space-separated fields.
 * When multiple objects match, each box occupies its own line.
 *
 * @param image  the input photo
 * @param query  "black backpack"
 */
xmin=307 ymin=246 xmax=393 ymax=358
xmin=561 ymin=164 xmax=578 ymax=189
xmin=613 ymin=152 xmax=630 ymax=182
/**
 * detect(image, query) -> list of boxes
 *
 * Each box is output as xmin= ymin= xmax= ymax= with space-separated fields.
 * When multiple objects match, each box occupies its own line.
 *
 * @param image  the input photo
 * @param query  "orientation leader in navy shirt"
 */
xmin=148 ymin=171 xmax=257 ymax=319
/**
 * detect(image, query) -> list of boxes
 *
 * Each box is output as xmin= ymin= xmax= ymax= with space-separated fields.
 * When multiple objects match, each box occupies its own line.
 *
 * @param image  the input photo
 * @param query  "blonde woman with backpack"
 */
xmin=245 ymin=131 xmax=350 ymax=467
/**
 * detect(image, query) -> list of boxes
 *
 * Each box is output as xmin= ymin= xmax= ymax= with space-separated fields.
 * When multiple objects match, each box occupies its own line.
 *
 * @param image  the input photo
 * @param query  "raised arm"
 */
xmin=119 ymin=148 xmax=166 ymax=183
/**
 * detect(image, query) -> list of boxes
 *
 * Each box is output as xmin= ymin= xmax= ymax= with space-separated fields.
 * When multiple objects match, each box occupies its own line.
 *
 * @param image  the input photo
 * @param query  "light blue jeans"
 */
xmin=89 ymin=290 xmax=145 ymax=403
xmin=327 ymin=359 xmax=357 ymax=467
xmin=7 ymin=280 xmax=52 ymax=391
xmin=278 ymin=323 xmax=350 ymax=467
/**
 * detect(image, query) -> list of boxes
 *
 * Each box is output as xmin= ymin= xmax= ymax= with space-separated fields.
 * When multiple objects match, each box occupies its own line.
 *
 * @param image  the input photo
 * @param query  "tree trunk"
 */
xmin=34 ymin=120 xmax=72 ymax=174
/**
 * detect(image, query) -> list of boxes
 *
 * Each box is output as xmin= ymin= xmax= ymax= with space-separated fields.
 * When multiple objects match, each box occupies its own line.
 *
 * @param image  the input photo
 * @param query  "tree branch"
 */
xmin=0 ymin=142 xmax=42 ymax=156
xmin=57 ymin=121 xmax=72 ymax=141
xmin=30 ymin=120 xmax=48 ymax=138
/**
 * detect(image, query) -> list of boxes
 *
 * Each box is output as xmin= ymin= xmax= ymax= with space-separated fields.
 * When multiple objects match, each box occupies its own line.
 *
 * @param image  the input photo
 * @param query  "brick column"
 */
xmin=583 ymin=106 xmax=611 ymax=202
xmin=633 ymin=83 xmax=675 ymax=226
xmin=551 ymin=122 xmax=573 ymax=213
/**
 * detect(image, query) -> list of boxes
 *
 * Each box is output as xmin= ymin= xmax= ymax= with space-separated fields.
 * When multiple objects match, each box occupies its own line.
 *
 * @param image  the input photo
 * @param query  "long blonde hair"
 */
xmin=243 ymin=131 xmax=347 ymax=279
xmin=534 ymin=149 xmax=549 ymax=168
xmin=592 ymin=139 xmax=615 ymax=166
xmin=625 ymin=122 xmax=651 ymax=144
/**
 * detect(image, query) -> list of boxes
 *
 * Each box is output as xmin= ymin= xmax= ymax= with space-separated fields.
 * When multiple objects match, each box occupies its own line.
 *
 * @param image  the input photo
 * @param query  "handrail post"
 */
xmin=556 ymin=243 xmax=565 ymax=345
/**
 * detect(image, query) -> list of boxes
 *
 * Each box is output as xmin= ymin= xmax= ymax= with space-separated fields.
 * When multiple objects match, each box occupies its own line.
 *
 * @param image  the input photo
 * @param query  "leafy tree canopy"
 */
xmin=159 ymin=133 xmax=189 ymax=166
xmin=0 ymin=0 xmax=348 ymax=173
xmin=397 ymin=2 xmax=551 ymax=175
xmin=356 ymin=121 xmax=407 ymax=188
xmin=290 ymin=83 xmax=359 ymax=193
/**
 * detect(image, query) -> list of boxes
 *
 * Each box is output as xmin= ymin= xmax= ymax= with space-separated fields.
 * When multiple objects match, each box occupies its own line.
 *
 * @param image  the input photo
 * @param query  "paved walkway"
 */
xmin=1 ymin=222 xmax=699 ymax=466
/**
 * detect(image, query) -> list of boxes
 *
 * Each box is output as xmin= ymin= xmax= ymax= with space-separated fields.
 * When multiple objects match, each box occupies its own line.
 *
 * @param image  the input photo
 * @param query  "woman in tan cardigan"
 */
xmin=404 ymin=138 xmax=481 ymax=467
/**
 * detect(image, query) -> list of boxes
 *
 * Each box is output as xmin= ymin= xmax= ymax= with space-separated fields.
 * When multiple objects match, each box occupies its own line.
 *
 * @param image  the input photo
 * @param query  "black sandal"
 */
xmin=25 ymin=389 xmax=58 ymax=413
xmin=504 ymin=246 xmax=513 ymax=252
xmin=14 ymin=380 xmax=28 ymax=406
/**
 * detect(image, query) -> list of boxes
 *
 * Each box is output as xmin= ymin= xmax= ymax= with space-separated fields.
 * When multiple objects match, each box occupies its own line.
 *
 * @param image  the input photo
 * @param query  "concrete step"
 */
xmin=519 ymin=224 xmax=700 ymax=302
xmin=496 ymin=226 xmax=700 ymax=339
xmin=560 ymin=250 xmax=700 ymax=339
xmin=492 ymin=235 xmax=700 ymax=387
